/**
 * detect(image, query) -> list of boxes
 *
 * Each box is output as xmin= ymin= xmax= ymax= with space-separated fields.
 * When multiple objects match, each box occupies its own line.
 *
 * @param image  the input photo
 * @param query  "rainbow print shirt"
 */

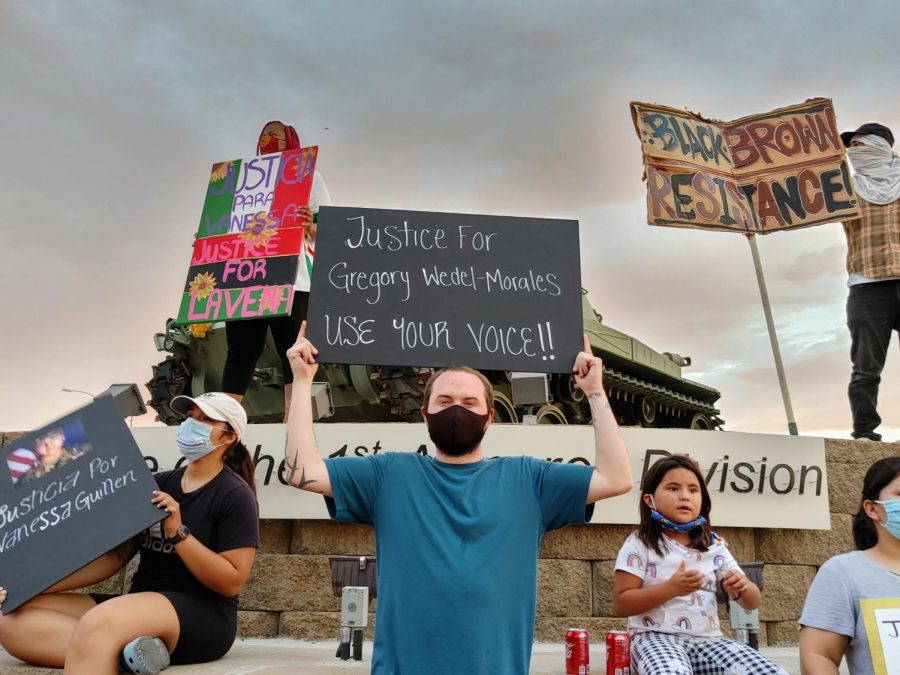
xmin=614 ymin=531 xmax=742 ymax=638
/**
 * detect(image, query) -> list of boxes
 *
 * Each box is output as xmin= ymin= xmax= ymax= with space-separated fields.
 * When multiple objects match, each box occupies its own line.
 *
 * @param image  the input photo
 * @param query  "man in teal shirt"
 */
xmin=284 ymin=326 xmax=633 ymax=674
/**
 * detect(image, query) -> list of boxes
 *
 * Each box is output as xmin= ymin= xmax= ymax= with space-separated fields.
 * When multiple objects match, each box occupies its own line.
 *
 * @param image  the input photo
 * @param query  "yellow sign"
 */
xmin=862 ymin=598 xmax=900 ymax=674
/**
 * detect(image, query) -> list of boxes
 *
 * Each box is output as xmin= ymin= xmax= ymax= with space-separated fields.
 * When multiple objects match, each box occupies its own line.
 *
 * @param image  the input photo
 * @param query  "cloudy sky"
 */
xmin=2 ymin=0 xmax=899 ymax=438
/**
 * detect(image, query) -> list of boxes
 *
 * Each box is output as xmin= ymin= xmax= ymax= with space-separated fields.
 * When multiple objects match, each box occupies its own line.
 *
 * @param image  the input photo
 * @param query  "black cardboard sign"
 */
xmin=0 ymin=396 xmax=164 ymax=612
xmin=307 ymin=207 xmax=583 ymax=373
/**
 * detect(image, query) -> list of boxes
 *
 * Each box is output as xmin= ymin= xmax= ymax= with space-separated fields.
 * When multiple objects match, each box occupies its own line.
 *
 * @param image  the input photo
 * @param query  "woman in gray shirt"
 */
xmin=799 ymin=456 xmax=900 ymax=674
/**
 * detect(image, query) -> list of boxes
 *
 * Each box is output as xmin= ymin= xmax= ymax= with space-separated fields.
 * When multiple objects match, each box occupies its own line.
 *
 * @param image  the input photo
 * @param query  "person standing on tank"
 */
xmin=840 ymin=123 xmax=900 ymax=441
xmin=222 ymin=120 xmax=331 ymax=421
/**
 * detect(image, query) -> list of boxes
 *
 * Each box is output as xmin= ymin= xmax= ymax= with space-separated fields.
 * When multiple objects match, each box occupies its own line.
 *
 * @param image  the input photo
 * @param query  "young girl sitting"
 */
xmin=612 ymin=454 xmax=786 ymax=674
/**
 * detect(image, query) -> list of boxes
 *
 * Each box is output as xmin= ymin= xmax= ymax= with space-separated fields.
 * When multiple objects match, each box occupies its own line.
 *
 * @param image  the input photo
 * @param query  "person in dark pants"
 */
xmin=841 ymin=123 xmax=900 ymax=441
xmin=222 ymin=120 xmax=331 ymax=421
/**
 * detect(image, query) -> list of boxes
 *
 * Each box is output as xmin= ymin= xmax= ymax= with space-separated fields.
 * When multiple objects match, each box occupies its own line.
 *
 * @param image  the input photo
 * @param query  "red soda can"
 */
xmin=565 ymin=628 xmax=590 ymax=674
xmin=605 ymin=631 xmax=631 ymax=675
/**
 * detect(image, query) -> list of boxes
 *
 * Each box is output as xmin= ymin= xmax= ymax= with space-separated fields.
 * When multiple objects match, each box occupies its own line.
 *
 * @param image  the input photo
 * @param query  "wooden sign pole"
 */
xmin=630 ymin=99 xmax=861 ymax=437
xmin=746 ymin=234 xmax=798 ymax=435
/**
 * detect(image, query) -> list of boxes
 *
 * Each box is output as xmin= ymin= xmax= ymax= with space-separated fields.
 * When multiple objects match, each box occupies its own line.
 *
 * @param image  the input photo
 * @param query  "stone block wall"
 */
xmin=221 ymin=438 xmax=892 ymax=646
xmin=3 ymin=431 xmax=896 ymax=647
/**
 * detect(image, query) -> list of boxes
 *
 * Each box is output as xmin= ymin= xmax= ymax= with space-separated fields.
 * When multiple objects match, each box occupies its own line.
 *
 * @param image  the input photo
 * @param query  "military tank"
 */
xmin=146 ymin=290 xmax=723 ymax=429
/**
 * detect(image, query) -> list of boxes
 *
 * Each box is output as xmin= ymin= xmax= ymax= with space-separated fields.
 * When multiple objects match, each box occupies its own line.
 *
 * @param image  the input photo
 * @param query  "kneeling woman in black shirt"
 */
xmin=0 ymin=392 xmax=259 ymax=674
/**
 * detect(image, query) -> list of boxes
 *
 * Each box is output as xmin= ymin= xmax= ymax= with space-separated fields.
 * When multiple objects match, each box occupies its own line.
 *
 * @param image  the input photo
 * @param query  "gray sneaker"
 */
xmin=121 ymin=636 xmax=170 ymax=674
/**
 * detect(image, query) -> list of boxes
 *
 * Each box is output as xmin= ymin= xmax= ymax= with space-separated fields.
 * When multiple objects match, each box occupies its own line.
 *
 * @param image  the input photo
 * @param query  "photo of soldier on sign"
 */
xmin=0 ymin=397 xmax=163 ymax=613
xmin=6 ymin=421 xmax=91 ymax=487
xmin=631 ymin=98 xmax=860 ymax=233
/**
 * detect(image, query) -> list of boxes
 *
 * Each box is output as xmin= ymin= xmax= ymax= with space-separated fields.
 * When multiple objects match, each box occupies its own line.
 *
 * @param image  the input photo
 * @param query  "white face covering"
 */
xmin=846 ymin=135 xmax=900 ymax=205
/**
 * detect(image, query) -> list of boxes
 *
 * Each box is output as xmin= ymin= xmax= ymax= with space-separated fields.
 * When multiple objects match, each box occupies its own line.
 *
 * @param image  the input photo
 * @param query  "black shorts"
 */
xmin=91 ymin=591 xmax=237 ymax=665
xmin=222 ymin=289 xmax=310 ymax=394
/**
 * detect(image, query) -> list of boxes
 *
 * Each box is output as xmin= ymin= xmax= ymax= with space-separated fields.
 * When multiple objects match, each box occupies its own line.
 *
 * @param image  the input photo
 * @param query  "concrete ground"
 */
xmin=0 ymin=638 xmax=846 ymax=674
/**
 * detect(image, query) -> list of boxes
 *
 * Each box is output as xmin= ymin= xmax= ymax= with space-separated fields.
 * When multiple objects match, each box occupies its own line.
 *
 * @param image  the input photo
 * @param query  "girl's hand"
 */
xmin=305 ymin=212 xmax=318 ymax=245
xmin=152 ymin=491 xmax=182 ymax=539
xmin=294 ymin=205 xmax=314 ymax=227
xmin=666 ymin=561 xmax=705 ymax=596
xmin=0 ymin=586 xmax=6 ymax=615
xmin=722 ymin=569 xmax=750 ymax=599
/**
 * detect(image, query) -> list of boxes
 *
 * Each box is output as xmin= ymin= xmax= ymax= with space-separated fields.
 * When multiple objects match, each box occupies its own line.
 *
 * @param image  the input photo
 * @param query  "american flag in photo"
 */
xmin=7 ymin=448 xmax=37 ymax=483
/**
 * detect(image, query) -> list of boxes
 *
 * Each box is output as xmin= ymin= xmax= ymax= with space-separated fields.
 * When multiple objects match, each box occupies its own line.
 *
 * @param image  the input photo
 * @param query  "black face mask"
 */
xmin=424 ymin=405 xmax=490 ymax=457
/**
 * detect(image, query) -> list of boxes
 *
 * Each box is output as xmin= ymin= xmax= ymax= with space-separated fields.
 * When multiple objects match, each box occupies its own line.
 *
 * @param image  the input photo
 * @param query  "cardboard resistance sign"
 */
xmin=176 ymin=147 xmax=319 ymax=324
xmin=631 ymin=98 xmax=860 ymax=233
xmin=307 ymin=207 xmax=583 ymax=373
xmin=0 ymin=396 xmax=163 ymax=612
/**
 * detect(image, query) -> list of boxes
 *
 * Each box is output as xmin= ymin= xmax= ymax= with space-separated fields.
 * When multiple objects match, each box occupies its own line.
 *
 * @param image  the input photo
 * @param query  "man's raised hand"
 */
xmin=573 ymin=333 xmax=604 ymax=394
xmin=286 ymin=321 xmax=319 ymax=382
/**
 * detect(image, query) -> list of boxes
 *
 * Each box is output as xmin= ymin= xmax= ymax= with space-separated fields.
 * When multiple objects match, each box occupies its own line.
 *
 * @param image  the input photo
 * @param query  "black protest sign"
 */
xmin=0 ymin=396 xmax=163 ymax=612
xmin=307 ymin=207 xmax=582 ymax=373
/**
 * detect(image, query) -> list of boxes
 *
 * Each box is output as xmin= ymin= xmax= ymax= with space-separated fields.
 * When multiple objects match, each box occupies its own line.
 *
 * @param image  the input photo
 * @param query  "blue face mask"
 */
xmin=875 ymin=500 xmax=900 ymax=539
xmin=648 ymin=496 xmax=708 ymax=533
xmin=176 ymin=418 xmax=227 ymax=461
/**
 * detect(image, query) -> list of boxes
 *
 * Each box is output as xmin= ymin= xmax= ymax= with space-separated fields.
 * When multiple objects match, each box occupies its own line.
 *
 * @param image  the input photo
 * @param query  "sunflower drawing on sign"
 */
xmin=238 ymin=212 xmax=279 ymax=246
xmin=188 ymin=271 xmax=217 ymax=299
xmin=208 ymin=161 xmax=234 ymax=186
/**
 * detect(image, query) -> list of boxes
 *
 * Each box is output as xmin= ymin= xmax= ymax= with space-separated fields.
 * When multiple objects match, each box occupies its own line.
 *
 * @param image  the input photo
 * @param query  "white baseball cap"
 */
xmin=170 ymin=392 xmax=248 ymax=440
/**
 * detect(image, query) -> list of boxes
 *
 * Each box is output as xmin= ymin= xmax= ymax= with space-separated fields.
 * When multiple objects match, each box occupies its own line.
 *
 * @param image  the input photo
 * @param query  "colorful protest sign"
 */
xmin=176 ymin=147 xmax=318 ymax=324
xmin=631 ymin=98 xmax=860 ymax=233
xmin=0 ymin=396 xmax=163 ymax=612
xmin=307 ymin=206 xmax=583 ymax=373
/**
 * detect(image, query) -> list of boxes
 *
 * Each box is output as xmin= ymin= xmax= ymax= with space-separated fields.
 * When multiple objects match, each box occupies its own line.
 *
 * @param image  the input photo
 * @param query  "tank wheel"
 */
xmin=492 ymin=390 xmax=517 ymax=423
xmin=146 ymin=355 xmax=192 ymax=426
xmin=639 ymin=396 xmax=657 ymax=427
xmin=564 ymin=375 xmax=584 ymax=402
xmin=535 ymin=404 xmax=568 ymax=425
xmin=689 ymin=412 xmax=714 ymax=430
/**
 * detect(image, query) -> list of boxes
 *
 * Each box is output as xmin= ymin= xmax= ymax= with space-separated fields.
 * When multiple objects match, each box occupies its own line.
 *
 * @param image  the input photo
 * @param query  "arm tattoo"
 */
xmin=297 ymin=465 xmax=321 ymax=492
xmin=284 ymin=450 xmax=301 ymax=484
xmin=285 ymin=449 xmax=321 ymax=492
xmin=587 ymin=390 xmax=611 ymax=413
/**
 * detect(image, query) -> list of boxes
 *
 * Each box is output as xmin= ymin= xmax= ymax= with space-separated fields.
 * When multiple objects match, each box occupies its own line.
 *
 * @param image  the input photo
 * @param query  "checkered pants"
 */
xmin=630 ymin=631 xmax=788 ymax=675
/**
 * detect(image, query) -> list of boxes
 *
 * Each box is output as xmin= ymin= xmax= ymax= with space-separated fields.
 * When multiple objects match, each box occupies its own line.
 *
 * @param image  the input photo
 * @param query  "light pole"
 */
xmin=61 ymin=388 xmax=95 ymax=399
xmin=61 ymin=385 xmax=146 ymax=427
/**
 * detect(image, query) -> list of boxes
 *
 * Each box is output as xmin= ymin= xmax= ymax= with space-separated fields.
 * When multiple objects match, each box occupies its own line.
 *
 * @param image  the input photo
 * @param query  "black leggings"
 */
xmin=222 ymin=290 xmax=309 ymax=395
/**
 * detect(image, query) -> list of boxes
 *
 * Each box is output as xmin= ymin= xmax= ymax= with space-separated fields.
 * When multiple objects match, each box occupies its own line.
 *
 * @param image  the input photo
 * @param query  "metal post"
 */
xmin=337 ymin=586 xmax=368 ymax=661
xmin=352 ymin=628 xmax=364 ymax=661
xmin=729 ymin=599 xmax=760 ymax=650
xmin=746 ymin=234 xmax=798 ymax=435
